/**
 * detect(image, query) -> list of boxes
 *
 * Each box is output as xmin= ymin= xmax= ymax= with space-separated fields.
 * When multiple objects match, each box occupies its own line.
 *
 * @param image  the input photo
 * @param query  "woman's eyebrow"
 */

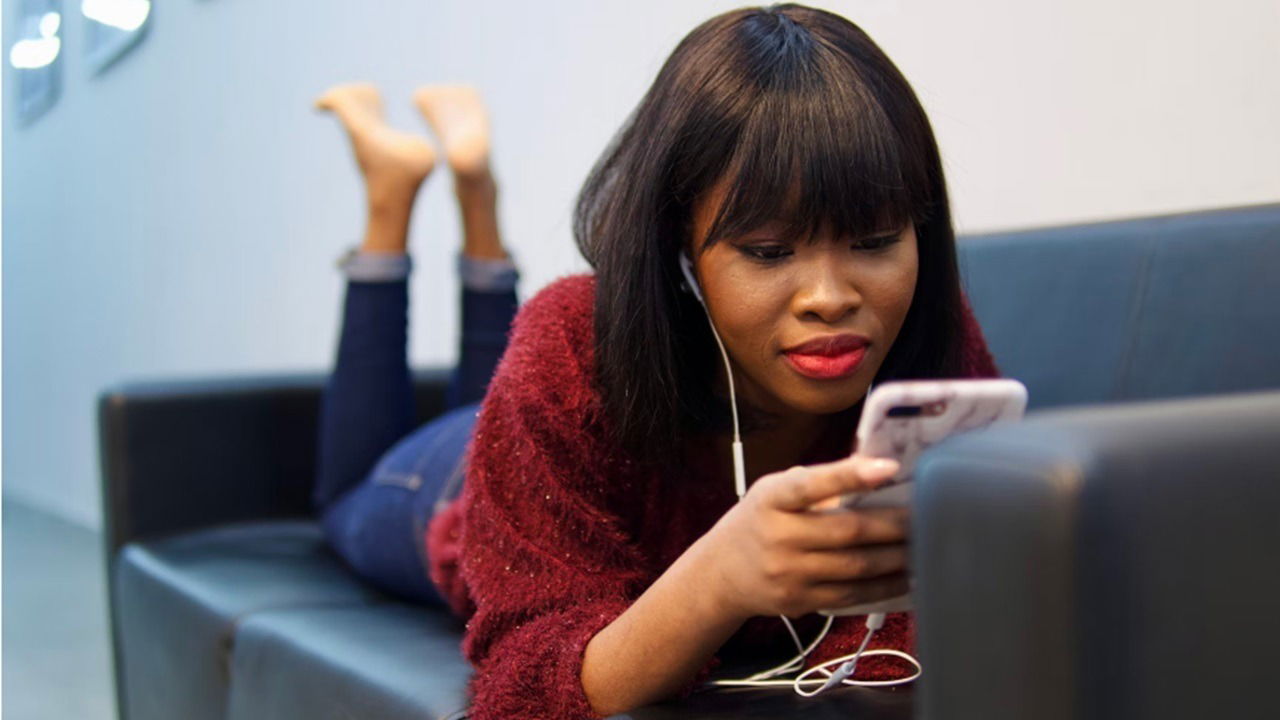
xmin=863 ymin=222 xmax=910 ymax=237
xmin=735 ymin=221 xmax=792 ymax=238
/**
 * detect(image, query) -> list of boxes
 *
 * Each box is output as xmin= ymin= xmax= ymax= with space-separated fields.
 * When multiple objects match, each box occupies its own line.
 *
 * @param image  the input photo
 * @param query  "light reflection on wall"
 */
xmin=8 ymin=12 xmax=61 ymax=69
xmin=9 ymin=0 xmax=63 ymax=122
xmin=83 ymin=0 xmax=152 ymax=74
xmin=81 ymin=0 xmax=150 ymax=32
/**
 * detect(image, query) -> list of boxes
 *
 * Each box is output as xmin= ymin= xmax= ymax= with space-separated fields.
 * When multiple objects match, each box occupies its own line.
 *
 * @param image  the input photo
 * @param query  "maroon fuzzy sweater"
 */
xmin=425 ymin=274 xmax=999 ymax=719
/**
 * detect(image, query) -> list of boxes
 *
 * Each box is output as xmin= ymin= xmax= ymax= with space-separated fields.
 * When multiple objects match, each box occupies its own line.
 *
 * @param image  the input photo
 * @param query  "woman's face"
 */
xmin=687 ymin=180 xmax=918 ymax=419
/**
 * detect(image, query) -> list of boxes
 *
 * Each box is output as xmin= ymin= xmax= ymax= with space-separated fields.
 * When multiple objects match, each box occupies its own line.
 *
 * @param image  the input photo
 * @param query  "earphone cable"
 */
xmin=692 ymin=296 xmax=747 ymax=499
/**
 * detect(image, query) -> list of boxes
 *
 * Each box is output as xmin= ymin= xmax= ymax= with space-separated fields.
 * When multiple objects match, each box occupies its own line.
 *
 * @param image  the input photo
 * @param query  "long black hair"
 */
xmin=574 ymin=3 xmax=972 ymax=462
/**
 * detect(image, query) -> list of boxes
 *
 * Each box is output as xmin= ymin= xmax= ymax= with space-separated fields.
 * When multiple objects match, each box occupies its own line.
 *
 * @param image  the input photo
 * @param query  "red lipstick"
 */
xmin=782 ymin=334 xmax=870 ymax=380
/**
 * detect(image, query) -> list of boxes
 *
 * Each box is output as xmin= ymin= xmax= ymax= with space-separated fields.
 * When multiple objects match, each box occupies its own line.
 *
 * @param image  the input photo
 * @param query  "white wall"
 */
xmin=4 ymin=0 xmax=1278 ymax=528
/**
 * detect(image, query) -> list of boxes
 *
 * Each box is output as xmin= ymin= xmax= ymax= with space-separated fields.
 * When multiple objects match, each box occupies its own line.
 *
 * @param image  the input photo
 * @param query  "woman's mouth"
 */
xmin=784 ymin=347 xmax=867 ymax=379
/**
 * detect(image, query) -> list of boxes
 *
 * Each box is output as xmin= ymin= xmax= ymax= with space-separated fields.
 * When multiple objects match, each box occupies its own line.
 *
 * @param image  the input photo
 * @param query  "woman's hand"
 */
xmin=698 ymin=454 xmax=911 ymax=621
xmin=582 ymin=454 xmax=907 ymax=716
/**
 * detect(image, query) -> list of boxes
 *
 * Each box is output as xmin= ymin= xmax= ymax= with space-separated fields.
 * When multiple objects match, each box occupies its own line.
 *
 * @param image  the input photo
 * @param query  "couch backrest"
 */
xmin=958 ymin=203 xmax=1280 ymax=411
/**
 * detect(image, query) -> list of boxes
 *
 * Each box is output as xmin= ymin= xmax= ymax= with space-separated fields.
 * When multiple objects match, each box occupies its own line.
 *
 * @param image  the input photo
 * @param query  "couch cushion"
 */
xmin=227 ymin=604 xmax=469 ymax=720
xmin=960 ymin=203 xmax=1280 ymax=410
xmin=959 ymin=220 xmax=1154 ymax=410
xmin=1119 ymin=204 xmax=1280 ymax=400
xmin=113 ymin=521 xmax=384 ymax=720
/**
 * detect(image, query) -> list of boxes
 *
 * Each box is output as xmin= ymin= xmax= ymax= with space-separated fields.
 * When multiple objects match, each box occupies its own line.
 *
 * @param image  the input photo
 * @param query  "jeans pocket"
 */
xmin=433 ymin=455 xmax=467 ymax=514
xmin=371 ymin=471 xmax=423 ymax=491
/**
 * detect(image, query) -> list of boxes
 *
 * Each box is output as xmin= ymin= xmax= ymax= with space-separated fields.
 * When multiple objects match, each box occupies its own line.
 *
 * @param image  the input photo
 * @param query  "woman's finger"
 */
xmin=807 ymin=573 xmax=912 ymax=612
xmin=765 ymin=455 xmax=900 ymax=512
xmin=780 ymin=506 xmax=911 ymax=549
xmin=796 ymin=544 xmax=909 ymax=583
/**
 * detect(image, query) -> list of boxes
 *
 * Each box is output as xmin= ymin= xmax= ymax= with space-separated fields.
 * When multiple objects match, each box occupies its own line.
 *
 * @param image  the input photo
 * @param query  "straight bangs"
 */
xmin=695 ymin=45 xmax=934 ymax=253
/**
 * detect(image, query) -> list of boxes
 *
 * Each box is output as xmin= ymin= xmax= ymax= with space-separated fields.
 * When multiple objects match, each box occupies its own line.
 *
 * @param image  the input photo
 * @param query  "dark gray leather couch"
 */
xmin=99 ymin=203 xmax=1280 ymax=720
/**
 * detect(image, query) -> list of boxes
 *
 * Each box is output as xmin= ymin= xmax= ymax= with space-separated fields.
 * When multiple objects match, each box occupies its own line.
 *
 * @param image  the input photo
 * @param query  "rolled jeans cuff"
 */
xmin=457 ymin=252 xmax=519 ymax=292
xmin=337 ymin=247 xmax=412 ymax=282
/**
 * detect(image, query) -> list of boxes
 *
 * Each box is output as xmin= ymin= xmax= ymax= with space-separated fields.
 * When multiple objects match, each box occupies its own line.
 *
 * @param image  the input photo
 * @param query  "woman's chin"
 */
xmin=777 ymin=381 xmax=868 ymax=416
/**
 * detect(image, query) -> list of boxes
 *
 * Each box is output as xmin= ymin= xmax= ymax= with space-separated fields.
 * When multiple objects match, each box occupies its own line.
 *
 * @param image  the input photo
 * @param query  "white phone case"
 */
xmin=818 ymin=378 xmax=1028 ymax=617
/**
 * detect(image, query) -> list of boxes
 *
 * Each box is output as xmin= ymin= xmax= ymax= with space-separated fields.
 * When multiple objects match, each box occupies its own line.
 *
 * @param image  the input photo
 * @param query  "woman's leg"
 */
xmin=312 ymin=83 xmax=436 ymax=511
xmin=449 ymin=277 xmax=519 ymax=409
xmin=314 ymin=86 xmax=517 ymax=603
xmin=414 ymin=86 xmax=520 ymax=409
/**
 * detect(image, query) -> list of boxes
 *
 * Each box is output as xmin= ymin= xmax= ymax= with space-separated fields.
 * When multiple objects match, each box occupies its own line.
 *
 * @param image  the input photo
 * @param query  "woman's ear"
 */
xmin=677 ymin=251 xmax=705 ymax=303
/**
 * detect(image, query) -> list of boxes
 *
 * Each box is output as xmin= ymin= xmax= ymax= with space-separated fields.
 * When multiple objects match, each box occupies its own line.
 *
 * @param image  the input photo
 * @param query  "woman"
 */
xmin=314 ymin=5 xmax=999 ymax=719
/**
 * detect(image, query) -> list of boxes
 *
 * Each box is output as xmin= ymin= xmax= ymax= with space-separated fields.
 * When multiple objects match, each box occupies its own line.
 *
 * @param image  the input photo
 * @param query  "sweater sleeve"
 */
xmin=456 ymin=276 xmax=697 ymax=720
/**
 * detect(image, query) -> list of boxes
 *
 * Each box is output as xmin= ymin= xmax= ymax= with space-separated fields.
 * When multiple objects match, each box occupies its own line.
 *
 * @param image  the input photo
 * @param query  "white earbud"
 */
xmin=677 ymin=252 xmax=705 ymax=303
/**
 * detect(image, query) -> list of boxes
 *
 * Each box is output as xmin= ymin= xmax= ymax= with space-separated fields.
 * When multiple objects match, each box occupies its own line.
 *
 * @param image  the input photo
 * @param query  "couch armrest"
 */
xmin=97 ymin=369 xmax=452 ymax=557
xmin=912 ymin=390 xmax=1280 ymax=720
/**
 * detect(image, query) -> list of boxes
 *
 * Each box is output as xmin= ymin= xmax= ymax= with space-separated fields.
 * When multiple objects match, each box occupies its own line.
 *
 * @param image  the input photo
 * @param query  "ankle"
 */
xmin=453 ymin=169 xmax=496 ymax=203
xmin=461 ymin=244 xmax=508 ymax=262
xmin=457 ymin=192 xmax=504 ymax=261
xmin=361 ymin=200 xmax=414 ymax=254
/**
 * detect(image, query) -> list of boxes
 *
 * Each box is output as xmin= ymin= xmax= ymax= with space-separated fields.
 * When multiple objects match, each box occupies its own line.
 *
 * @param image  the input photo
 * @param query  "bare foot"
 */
xmin=315 ymin=84 xmax=437 ymax=209
xmin=412 ymin=85 xmax=492 ymax=183
xmin=413 ymin=85 xmax=507 ymax=261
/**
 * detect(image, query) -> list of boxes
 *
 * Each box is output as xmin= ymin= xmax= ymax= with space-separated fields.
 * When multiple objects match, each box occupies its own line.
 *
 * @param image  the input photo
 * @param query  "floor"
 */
xmin=3 ymin=498 xmax=117 ymax=719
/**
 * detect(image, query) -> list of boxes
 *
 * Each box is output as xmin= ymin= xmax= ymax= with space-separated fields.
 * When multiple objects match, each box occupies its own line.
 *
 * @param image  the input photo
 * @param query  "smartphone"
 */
xmin=818 ymin=378 xmax=1028 ymax=617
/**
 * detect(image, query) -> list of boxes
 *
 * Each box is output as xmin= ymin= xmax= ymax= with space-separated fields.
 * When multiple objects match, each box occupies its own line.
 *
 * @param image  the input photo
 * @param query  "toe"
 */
xmin=316 ymin=83 xmax=383 ymax=119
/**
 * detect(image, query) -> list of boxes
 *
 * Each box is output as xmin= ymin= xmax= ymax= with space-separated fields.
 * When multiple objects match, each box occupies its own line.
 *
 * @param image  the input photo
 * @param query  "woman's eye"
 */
xmin=741 ymin=244 xmax=792 ymax=262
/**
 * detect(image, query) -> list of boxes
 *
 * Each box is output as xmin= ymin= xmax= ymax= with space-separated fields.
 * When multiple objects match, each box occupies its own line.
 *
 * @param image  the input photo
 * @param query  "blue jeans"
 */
xmin=314 ymin=279 xmax=518 ymax=605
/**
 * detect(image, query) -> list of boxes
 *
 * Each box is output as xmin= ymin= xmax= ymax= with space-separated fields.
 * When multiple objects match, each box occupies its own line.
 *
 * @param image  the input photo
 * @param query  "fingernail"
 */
xmin=866 ymin=458 xmax=900 ymax=476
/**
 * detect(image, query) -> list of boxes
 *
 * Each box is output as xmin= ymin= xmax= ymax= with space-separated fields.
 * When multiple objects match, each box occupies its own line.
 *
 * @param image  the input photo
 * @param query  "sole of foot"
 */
xmin=412 ymin=85 xmax=492 ymax=184
xmin=316 ymin=83 xmax=438 ymax=199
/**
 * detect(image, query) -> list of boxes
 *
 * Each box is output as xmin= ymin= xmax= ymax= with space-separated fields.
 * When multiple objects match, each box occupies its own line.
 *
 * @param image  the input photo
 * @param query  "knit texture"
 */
xmin=426 ymin=274 xmax=1000 ymax=719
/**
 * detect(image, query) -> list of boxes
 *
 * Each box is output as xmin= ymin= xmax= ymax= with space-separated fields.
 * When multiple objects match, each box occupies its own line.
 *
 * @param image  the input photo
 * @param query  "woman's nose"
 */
xmin=791 ymin=260 xmax=861 ymax=323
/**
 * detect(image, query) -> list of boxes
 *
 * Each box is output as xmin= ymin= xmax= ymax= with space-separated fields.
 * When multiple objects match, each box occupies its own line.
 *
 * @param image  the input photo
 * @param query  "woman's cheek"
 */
xmin=719 ymin=298 xmax=775 ymax=368
xmin=714 ymin=272 xmax=780 ymax=355
xmin=880 ymin=257 xmax=918 ymax=343
xmin=891 ymin=265 xmax=917 ymax=320
xmin=876 ymin=236 xmax=918 ymax=317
